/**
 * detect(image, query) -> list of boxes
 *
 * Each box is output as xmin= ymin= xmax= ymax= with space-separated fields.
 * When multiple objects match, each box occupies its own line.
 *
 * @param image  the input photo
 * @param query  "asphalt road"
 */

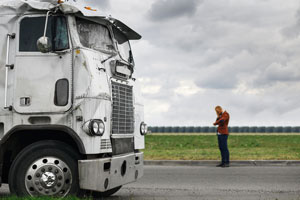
xmin=1 ymin=165 xmax=300 ymax=200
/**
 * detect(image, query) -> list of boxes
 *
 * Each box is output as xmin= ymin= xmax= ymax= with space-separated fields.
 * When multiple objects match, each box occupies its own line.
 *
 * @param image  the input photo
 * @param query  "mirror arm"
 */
xmin=43 ymin=11 xmax=51 ymax=38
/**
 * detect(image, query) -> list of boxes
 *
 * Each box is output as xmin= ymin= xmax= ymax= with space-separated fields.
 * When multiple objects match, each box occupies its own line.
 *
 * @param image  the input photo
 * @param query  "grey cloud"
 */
xmin=196 ymin=77 xmax=238 ymax=90
xmin=252 ymin=62 xmax=300 ymax=87
xmin=281 ymin=9 xmax=300 ymax=39
xmin=149 ymin=0 xmax=300 ymax=64
xmin=86 ymin=0 xmax=110 ymax=9
xmin=265 ymin=67 xmax=300 ymax=82
xmin=148 ymin=0 xmax=201 ymax=22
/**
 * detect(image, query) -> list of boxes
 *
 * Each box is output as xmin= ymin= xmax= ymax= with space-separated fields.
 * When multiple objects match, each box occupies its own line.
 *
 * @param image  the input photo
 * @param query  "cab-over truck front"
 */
xmin=0 ymin=0 xmax=147 ymax=197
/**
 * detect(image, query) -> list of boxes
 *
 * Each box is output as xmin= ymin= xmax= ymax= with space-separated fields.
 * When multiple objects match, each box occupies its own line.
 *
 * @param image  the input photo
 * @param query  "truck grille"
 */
xmin=111 ymin=82 xmax=134 ymax=134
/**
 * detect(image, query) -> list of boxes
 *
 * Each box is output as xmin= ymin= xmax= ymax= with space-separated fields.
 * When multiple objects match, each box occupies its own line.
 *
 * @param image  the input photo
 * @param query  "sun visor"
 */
xmin=110 ymin=19 xmax=142 ymax=40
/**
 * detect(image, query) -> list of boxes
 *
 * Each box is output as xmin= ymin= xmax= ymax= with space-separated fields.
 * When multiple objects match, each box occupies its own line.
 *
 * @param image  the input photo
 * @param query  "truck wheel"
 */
xmin=8 ymin=140 xmax=80 ymax=197
xmin=92 ymin=186 xmax=122 ymax=199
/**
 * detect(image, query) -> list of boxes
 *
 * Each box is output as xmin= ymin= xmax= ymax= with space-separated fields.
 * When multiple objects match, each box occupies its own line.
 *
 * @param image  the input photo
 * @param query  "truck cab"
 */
xmin=0 ymin=0 xmax=147 ymax=197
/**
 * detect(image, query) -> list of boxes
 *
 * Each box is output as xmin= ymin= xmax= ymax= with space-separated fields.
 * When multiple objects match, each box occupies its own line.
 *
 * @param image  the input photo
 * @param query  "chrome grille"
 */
xmin=111 ymin=82 xmax=134 ymax=134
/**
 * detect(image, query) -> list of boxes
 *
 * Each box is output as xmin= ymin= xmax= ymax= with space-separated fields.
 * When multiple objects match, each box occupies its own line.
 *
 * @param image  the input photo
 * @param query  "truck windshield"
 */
xmin=113 ymin=27 xmax=133 ymax=64
xmin=76 ymin=18 xmax=115 ymax=54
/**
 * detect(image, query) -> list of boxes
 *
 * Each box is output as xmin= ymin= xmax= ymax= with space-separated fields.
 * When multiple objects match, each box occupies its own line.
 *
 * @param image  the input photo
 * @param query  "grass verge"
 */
xmin=144 ymin=135 xmax=300 ymax=160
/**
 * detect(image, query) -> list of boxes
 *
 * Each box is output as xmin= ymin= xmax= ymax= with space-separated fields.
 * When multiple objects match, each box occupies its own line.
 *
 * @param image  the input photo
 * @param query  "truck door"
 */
xmin=14 ymin=15 xmax=72 ymax=113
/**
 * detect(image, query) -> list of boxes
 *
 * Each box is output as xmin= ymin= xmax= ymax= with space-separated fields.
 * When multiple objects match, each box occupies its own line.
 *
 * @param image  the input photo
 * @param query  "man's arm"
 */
xmin=214 ymin=113 xmax=229 ymax=126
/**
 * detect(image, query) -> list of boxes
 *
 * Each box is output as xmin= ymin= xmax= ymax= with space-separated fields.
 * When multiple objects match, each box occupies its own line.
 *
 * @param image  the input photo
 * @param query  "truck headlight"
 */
xmin=92 ymin=121 xmax=99 ymax=134
xmin=89 ymin=120 xmax=105 ymax=136
xmin=140 ymin=122 xmax=148 ymax=135
xmin=98 ymin=120 xmax=105 ymax=135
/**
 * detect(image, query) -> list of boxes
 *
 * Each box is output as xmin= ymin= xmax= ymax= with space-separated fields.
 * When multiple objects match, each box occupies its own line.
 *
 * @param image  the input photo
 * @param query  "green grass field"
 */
xmin=144 ymin=134 xmax=300 ymax=160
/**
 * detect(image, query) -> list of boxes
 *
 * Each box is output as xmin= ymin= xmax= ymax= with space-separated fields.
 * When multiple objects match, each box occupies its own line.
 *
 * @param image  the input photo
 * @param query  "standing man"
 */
xmin=213 ymin=106 xmax=230 ymax=167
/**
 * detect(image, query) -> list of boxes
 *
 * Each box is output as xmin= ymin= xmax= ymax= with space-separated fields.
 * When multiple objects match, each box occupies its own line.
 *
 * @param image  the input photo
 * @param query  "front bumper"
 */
xmin=78 ymin=152 xmax=144 ymax=192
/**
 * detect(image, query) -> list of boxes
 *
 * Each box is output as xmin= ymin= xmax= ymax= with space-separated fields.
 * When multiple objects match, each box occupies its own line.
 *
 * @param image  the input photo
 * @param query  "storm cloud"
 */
xmin=147 ymin=0 xmax=201 ymax=21
xmin=84 ymin=0 xmax=110 ymax=9
xmin=99 ymin=0 xmax=300 ymax=126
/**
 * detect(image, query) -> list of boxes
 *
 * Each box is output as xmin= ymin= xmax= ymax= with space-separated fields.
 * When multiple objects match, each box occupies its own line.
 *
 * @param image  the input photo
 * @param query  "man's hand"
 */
xmin=213 ymin=122 xmax=217 ymax=126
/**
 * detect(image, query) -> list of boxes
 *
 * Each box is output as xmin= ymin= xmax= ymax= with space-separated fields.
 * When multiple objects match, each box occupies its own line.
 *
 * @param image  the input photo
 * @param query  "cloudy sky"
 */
xmin=91 ymin=0 xmax=300 ymax=126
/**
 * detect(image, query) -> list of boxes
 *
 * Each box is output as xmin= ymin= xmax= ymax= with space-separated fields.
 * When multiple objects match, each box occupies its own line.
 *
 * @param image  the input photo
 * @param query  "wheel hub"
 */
xmin=40 ymin=171 xmax=57 ymax=188
xmin=25 ymin=157 xmax=72 ymax=197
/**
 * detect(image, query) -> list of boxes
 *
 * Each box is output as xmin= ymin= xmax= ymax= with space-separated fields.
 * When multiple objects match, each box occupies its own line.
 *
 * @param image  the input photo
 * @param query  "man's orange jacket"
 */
xmin=214 ymin=111 xmax=230 ymax=135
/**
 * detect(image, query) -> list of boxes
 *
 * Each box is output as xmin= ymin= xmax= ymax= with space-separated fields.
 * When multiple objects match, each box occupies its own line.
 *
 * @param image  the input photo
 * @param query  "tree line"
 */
xmin=148 ymin=126 xmax=300 ymax=133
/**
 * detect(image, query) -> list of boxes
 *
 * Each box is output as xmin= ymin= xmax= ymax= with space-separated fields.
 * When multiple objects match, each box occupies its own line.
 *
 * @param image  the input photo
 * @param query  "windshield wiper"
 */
xmin=129 ymin=50 xmax=134 ymax=64
xmin=101 ymin=53 xmax=117 ymax=64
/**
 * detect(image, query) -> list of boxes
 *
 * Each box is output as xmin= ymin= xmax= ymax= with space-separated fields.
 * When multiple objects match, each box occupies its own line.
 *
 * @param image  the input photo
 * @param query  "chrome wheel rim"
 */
xmin=25 ymin=157 xmax=72 ymax=197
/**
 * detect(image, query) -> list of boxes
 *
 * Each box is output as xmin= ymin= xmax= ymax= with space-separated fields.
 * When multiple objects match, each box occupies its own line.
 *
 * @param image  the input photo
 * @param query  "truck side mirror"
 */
xmin=37 ymin=36 xmax=52 ymax=53
xmin=37 ymin=11 xmax=52 ymax=53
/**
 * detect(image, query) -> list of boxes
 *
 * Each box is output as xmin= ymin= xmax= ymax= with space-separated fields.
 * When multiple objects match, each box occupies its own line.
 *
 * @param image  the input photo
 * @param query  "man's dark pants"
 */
xmin=218 ymin=134 xmax=230 ymax=164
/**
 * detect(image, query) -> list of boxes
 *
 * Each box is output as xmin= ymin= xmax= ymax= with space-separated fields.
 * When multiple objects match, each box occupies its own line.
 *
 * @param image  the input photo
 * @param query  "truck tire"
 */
xmin=8 ymin=140 xmax=81 ymax=197
xmin=92 ymin=186 xmax=122 ymax=199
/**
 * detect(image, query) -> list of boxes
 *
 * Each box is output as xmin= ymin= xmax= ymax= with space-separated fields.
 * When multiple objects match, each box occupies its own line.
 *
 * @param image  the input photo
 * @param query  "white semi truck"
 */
xmin=0 ymin=0 xmax=147 ymax=197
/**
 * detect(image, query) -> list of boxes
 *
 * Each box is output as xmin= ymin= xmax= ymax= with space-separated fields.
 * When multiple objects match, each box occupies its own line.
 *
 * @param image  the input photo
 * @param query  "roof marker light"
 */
xmin=84 ymin=6 xmax=97 ymax=11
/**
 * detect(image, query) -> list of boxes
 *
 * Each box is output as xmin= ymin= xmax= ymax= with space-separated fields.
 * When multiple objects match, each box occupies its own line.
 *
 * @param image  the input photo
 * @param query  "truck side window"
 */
xmin=20 ymin=17 xmax=51 ymax=52
xmin=53 ymin=17 xmax=69 ymax=51
xmin=19 ymin=16 xmax=69 ymax=52
xmin=54 ymin=79 xmax=69 ymax=106
xmin=76 ymin=17 xmax=114 ymax=53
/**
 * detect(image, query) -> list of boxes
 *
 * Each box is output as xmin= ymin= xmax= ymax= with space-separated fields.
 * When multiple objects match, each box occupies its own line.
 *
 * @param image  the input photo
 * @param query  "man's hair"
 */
xmin=215 ymin=106 xmax=222 ymax=110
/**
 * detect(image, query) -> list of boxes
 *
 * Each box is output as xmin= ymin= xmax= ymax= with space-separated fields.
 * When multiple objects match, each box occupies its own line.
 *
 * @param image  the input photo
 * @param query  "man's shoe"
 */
xmin=216 ymin=163 xmax=225 ymax=167
xmin=223 ymin=163 xmax=230 ymax=168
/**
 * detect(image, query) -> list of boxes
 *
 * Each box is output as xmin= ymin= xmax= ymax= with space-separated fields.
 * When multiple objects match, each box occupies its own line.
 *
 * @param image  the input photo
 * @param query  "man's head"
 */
xmin=215 ymin=106 xmax=223 ymax=115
